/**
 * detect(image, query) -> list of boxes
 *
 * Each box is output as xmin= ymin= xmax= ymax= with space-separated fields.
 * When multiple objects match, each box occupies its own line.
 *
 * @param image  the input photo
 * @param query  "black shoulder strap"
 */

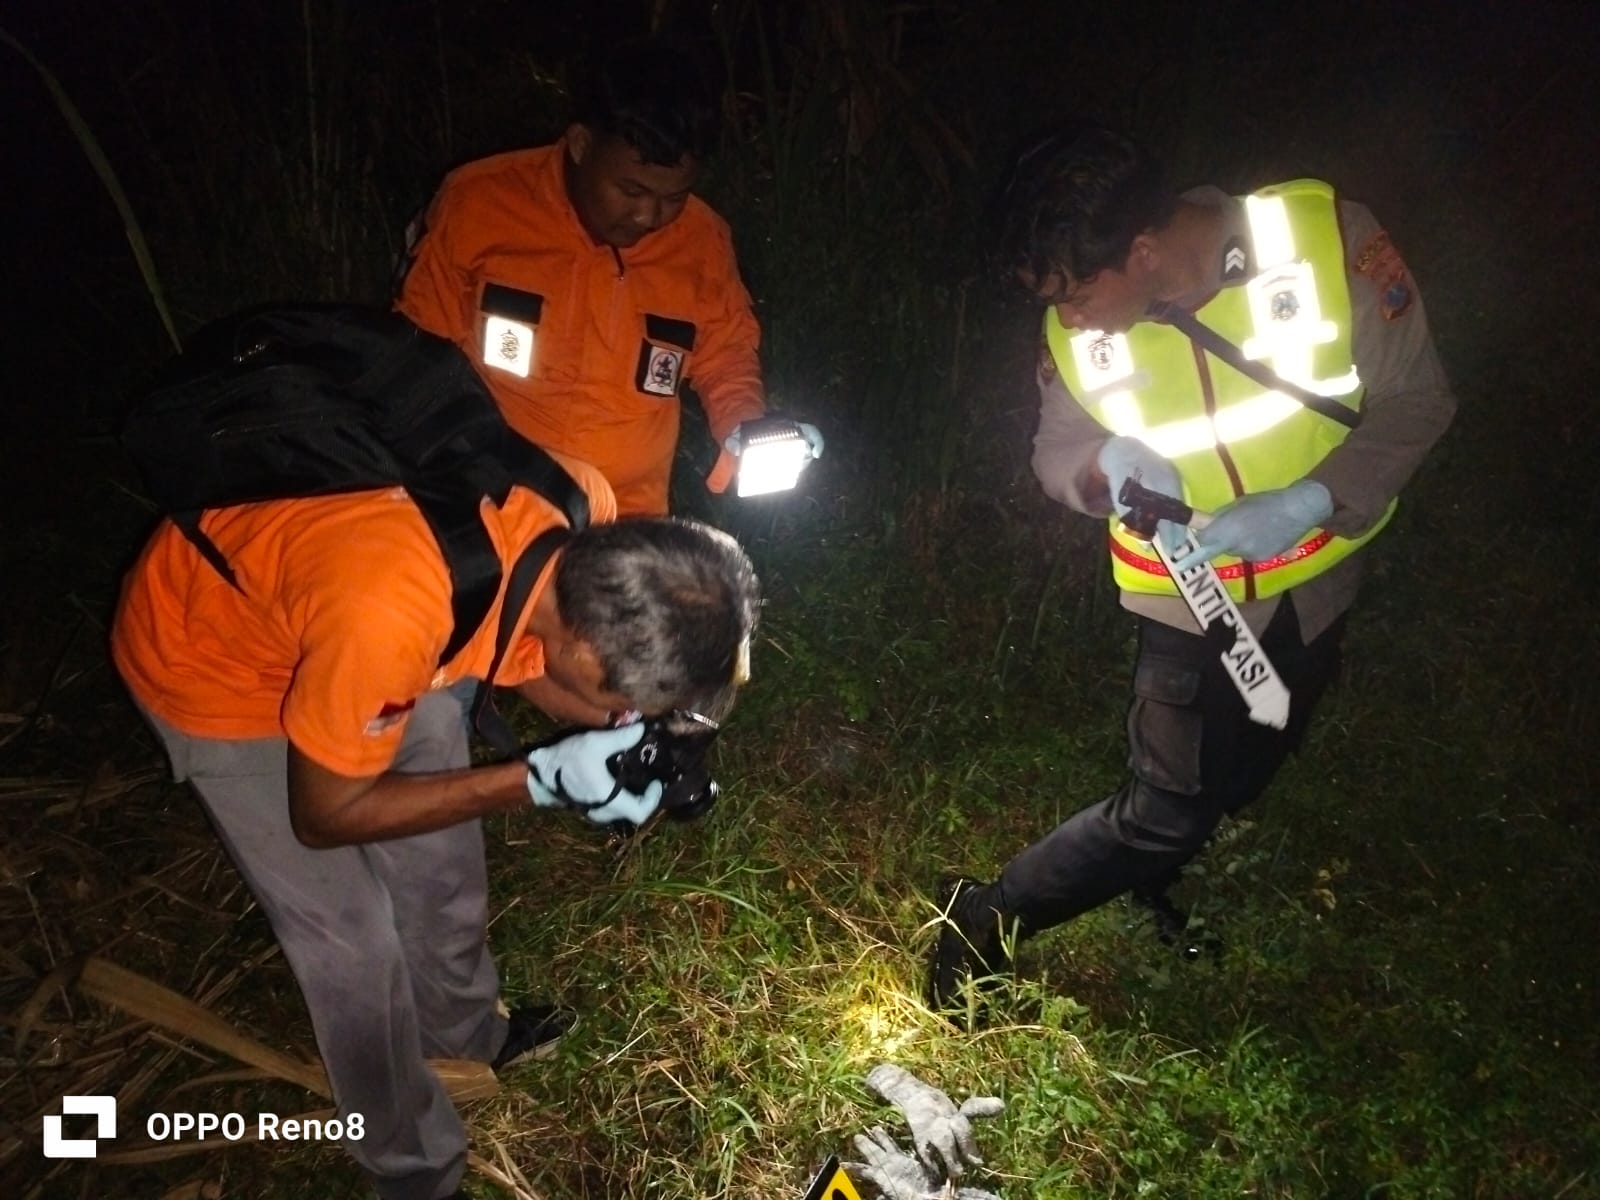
xmin=406 ymin=479 xmax=504 ymax=667
xmin=415 ymin=435 xmax=587 ymax=669
xmin=491 ymin=428 xmax=590 ymax=529
xmin=171 ymin=511 xmax=242 ymax=591
xmin=465 ymin=435 xmax=591 ymax=756
xmin=172 ymin=492 xmax=574 ymax=758
xmin=469 ymin=527 xmax=571 ymax=757
xmin=1146 ymin=300 xmax=1361 ymax=430
xmin=173 ymin=491 xmax=499 ymax=669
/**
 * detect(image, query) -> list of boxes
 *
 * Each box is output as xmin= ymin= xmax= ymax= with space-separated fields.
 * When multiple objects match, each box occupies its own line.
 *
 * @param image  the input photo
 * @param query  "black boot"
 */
xmin=927 ymin=876 xmax=1015 ymax=1024
xmin=1127 ymin=884 xmax=1221 ymax=961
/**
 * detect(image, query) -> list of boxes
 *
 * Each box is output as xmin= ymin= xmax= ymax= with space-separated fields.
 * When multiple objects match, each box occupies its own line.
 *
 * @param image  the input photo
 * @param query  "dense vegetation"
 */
xmin=3 ymin=2 xmax=1595 ymax=1197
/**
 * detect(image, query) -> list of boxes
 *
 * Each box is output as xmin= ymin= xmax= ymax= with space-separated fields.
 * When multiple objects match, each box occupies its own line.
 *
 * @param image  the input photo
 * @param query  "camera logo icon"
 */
xmin=43 ymin=1095 xmax=116 ymax=1158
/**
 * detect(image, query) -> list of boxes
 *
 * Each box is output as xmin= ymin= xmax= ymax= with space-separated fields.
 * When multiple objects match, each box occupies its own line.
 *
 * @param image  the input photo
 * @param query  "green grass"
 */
xmin=18 ymin=399 xmax=1591 ymax=1197
xmin=470 ymin=414 xmax=1597 ymax=1200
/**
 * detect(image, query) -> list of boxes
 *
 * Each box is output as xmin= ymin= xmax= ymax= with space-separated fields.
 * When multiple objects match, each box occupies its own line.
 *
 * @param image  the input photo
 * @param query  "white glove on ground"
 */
xmin=845 ymin=1126 xmax=1001 ymax=1200
xmin=865 ymin=1063 xmax=1004 ymax=1180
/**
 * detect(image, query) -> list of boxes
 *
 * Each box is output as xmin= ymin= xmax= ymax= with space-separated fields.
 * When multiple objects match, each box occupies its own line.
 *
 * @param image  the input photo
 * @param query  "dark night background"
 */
xmin=3 ymin=2 xmax=1597 ymax=491
xmin=3 ymin=1 xmax=1599 ymax=1197
xmin=7 ymin=0 xmax=1594 ymax=714
xmin=5 ymin=2 xmax=1592 ymax=436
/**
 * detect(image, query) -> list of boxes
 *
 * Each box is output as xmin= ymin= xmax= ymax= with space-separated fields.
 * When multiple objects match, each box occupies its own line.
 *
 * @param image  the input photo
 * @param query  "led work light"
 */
xmin=735 ymin=416 xmax=815 ymax=497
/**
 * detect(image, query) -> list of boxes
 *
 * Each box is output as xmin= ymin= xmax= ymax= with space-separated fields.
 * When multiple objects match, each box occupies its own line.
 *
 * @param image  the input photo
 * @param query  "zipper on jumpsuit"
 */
xmin=608 ymin=245 xmax=626 ymax=338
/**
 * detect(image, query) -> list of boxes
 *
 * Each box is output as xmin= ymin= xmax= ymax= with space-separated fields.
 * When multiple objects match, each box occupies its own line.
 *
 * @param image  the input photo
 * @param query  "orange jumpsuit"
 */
xmin=397 ymin=141 xmax=765 ymax=516
xmin=111 ymin=462 xmax=616 ymax=777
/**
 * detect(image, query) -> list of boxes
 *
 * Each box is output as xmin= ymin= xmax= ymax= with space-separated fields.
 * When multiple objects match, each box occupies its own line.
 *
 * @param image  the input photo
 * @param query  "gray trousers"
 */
xmin=142 ymin=690 xmax=508 ymax=1200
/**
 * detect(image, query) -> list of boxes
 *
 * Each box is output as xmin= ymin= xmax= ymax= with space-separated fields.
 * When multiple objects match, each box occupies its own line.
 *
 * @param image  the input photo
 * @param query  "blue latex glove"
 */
xmin=1097 ymin=436 xmax=1185 ymax=552
xmin=526 ymin=724 xmax=666 ymax=827
xmin=724 ymin=419 xmax=825 ymax=459
xmin=1170 ymin=479 xmax=1333 ymax=572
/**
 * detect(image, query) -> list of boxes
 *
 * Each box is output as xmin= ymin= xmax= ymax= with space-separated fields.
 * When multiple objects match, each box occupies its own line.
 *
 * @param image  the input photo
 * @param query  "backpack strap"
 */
xmin=168 ymin=437 xmax=588 ymax=682
xmin=465 ymin=436 xmax=591 ymax=757
xmin=171 ymin=511 xmax=242 ymax=591
xmin=425 ymin=432 xmax=587 ymax=674
xmin=490 ymin=428 xmax=591 ymax=529
xmin=469 ymin=527 xmax=571 ymax=758
xmin=406 ymin=478 xmax=504 ymax=668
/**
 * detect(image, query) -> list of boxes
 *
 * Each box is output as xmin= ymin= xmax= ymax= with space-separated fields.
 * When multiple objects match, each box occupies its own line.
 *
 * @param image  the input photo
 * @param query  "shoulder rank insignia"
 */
xmin=1221 ymin=235 xmax=1249 ymax=281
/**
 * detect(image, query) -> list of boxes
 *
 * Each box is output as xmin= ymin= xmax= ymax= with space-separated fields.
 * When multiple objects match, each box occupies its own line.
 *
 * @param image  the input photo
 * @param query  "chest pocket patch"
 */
xmin=479 ymin=283 xmax=545 ymax=378
xmin=635 ymin=314 xmax=697 ymax=398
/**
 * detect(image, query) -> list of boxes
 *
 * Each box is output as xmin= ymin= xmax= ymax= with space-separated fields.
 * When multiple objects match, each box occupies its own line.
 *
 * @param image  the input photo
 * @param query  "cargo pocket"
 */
xmin=1127 ymin=652 xmax=1204 ymax=796
xmin=477 ymin=283 xmax=544 ymax=379
xmin=634 ymin=314 xmax=696 ymax=398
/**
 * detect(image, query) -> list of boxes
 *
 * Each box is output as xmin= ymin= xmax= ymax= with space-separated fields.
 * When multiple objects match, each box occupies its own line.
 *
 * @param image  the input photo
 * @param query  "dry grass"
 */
xmin=0 ymin=764 xmax=276 ymax=1194
xmin=0 ymin=757 xmax=520 ymax=1196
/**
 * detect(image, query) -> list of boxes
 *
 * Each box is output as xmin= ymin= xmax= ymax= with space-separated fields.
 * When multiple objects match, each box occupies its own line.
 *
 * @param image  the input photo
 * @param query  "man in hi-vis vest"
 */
xmin=929 ymin=123 xmax=1455 ymax=1018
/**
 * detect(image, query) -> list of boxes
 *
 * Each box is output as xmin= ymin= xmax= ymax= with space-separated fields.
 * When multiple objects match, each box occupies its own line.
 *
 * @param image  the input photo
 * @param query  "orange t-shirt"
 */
xmin=111 ymin=461 xmax=616 ymax=777
xmin=396 ymin=141 xmax=766 ymax=516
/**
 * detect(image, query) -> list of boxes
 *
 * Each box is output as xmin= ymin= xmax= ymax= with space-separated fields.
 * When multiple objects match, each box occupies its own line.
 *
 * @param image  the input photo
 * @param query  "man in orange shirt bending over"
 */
xmin=111 ymin=461 xmax=759 ymax=1200
xmin=397 ymin=34 xmax=821 ymax=517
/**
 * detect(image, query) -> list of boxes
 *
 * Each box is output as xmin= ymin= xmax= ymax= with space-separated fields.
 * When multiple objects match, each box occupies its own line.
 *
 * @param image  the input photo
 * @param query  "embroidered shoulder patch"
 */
xmin=1354 ymin=231 xmax=1414 ymax=321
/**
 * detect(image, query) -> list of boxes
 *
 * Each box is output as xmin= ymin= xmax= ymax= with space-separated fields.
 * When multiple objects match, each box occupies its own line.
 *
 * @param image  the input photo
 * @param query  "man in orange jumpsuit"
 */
xmin=397 ymin=35 xmax=820 ymax=516
xmin=111 ymin=461 xmax=761 ymax=1200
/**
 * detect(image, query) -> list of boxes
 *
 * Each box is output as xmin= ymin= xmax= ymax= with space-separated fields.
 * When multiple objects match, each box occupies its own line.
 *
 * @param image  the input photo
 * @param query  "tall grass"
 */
xmin=691 ymin=0 xmax=992 ymax=518
xmin=1 ymin=24 xmax=179 ymax=351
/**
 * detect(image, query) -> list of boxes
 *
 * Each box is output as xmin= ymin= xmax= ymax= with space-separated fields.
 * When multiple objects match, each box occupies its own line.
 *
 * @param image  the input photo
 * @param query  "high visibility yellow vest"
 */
xmin=1044 ymin=179 xmax=1394 ymax=602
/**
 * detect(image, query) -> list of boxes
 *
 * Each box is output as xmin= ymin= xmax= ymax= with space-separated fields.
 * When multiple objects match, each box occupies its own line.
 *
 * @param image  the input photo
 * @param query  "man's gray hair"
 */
xmin=556 ymin=518 xmax=759 ymax=720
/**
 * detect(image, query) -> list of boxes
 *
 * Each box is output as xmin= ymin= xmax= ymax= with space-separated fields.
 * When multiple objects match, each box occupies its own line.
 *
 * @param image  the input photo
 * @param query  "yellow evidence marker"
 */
xmin=802 ymin=1153 xmax=865 ymax=1200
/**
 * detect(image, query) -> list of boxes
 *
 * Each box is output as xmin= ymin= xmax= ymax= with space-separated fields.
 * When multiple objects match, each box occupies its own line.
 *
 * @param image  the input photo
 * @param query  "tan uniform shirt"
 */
xmin=1030 ymin=186 xmax=1457 ymax=641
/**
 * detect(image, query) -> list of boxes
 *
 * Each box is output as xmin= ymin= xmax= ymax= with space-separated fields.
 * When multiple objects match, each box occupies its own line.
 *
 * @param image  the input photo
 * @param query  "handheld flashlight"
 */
xmin=734 ymin=416 xmax=813 ymax=497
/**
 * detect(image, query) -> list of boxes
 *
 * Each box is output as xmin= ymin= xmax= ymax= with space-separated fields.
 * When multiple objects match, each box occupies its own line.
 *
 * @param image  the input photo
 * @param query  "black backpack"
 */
xmin=122 ymin=303 xmax=590 ymax=753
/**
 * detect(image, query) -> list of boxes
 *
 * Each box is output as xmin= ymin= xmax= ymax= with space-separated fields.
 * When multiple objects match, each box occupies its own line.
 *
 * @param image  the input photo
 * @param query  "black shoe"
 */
xmin=927 ymin=876 xmax=1015 ymax=1021
xmin=490 ymin=1003 xmax=577 ymax=1071
xmin=1128 ymin=887 xmax=1221 ymax=961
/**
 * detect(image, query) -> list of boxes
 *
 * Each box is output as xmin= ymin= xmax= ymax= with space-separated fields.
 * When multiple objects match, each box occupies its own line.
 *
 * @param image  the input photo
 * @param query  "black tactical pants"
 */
xmin=997 ymin=593 xmax=1346 ymax=934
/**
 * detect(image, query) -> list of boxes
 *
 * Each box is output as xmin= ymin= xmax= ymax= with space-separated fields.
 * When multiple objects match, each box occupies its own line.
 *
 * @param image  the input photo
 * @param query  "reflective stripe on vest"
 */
xmin=1110 ymin=529 xmax=1336 ymax=579
xmin=1045 ymin=179 xmax=1395 ymax=602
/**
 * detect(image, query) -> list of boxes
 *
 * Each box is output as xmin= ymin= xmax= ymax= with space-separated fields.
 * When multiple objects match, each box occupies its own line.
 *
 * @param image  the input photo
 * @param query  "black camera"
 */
xmin=605 ymin=710 xmax=721 ymax=823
